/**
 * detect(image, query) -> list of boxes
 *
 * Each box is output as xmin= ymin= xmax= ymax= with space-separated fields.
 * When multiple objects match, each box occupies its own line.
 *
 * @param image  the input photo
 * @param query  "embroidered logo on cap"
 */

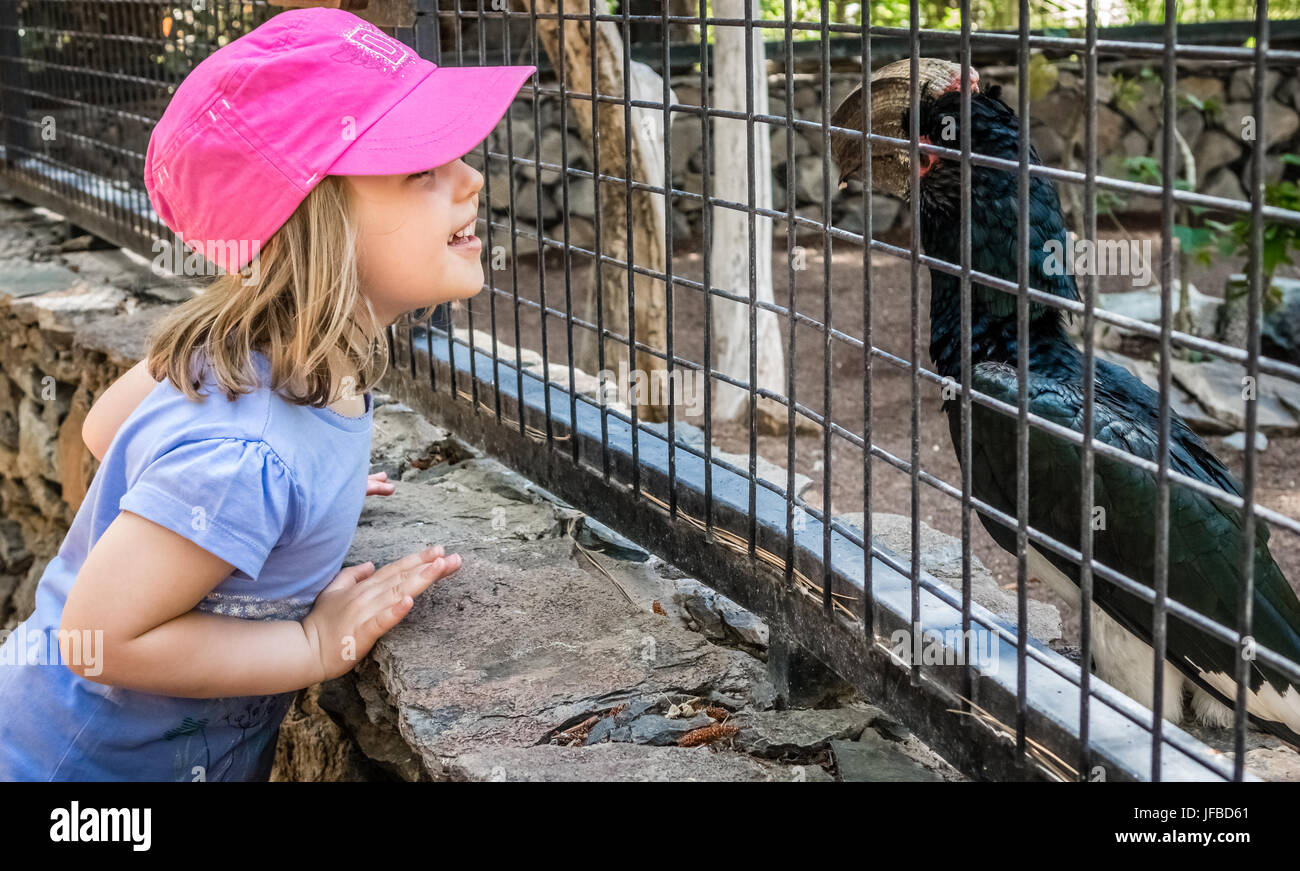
xmin=334 ymin=22 xmax=417 ymax=77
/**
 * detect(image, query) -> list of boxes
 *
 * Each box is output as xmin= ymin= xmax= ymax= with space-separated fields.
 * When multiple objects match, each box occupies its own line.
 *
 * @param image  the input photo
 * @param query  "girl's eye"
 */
xmin=409 ymin=169 xmax=435 ymax=182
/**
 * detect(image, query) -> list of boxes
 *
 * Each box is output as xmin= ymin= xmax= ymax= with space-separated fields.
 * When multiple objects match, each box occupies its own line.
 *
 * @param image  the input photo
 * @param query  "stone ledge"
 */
xmin=272 ymin=398 xmax=965 ymax=781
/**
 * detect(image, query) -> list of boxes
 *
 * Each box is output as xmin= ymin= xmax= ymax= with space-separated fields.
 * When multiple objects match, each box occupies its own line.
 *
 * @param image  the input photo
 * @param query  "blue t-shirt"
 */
xmin=0 ymin=348 xmax=373 ymax=781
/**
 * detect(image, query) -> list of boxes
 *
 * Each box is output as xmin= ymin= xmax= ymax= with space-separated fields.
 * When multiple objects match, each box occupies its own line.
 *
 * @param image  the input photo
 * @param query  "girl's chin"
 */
xmin=421 ymin=285 xmax=483 ymax=310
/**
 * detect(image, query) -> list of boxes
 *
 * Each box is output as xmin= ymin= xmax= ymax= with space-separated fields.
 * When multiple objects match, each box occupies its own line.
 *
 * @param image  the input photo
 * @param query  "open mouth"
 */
xmin=448 ymin=218 xmax=478 ymax=249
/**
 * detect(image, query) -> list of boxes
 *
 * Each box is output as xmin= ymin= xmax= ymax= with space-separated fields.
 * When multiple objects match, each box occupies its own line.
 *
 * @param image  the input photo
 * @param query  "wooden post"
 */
xmin=528 ymin=0 xmax=669 ymax=422
xmin=709 ymin=0 xmax=786 ymax=432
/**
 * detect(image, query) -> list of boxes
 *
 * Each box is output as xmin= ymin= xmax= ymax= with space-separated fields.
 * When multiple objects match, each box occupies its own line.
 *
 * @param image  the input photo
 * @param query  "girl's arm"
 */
xmin=61 ymin=509 xmax=322 ymax=697
xmin=82 ymin=359 xmax=162 ymax=462
xmin=60 ymin=509 xmax=457 ymax=698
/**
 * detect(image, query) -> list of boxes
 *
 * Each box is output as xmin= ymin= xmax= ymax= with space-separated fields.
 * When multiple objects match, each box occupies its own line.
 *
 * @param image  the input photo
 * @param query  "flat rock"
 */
xmin=1178 ymin=721 xmax=1300 ymax=782
xmin=339 ymin=464 xmax=849 ymax=780
xmin=625 ymin=713 xmax=714 ymax=745
xmin=329 ymin=449 xmax=960 ymax=781
xmin=1170 ymin=357 xmax=1300 ymax=435
xmin=368 ymin=400 xmax=454 ymax=478
xmin=1096 ymin=283 xmax=1220 ymax=339
xmin=0 ymin=259 xmax=88 ymax=298
xmin=730 ymin=706 xmax=876 ymax=756
xmin=350 ymin=459 xmax=579 ymax=552
xmin=831 ymin=730 xmax=946 ymax=782
xmin=447 ymin=743 xmax=834 ymax=782
xmin=673 ymin=577 xmax=770 ymax=650
xmin=1223 ymin=430 xmax=1268 ymax=452
xmin=360 ymin=530 xmax=782 ymax=777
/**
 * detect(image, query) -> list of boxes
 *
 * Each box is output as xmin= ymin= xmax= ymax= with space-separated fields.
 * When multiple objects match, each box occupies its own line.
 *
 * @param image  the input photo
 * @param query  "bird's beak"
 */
xmin=830 ymin=58 xmax=980 ymax=200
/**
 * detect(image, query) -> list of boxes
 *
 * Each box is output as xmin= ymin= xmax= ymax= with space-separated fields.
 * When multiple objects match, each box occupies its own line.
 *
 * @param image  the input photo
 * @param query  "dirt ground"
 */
xmin=458 ymin=216 xmax=1300 ymax=648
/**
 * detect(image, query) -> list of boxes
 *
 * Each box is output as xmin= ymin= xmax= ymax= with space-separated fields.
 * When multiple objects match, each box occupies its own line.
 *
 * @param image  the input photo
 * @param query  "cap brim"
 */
xmin=325 ymin=63 xmax=537 ymax=176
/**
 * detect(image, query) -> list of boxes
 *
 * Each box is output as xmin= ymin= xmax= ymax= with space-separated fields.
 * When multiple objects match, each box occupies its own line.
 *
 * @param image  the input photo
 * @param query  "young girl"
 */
xmin=0 ymin=7 xmax=536 ymax=781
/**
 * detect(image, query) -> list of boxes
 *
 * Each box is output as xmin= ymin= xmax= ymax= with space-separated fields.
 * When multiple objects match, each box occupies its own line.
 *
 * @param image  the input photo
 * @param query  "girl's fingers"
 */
xmin=365 ymin=472 xmax=396 ymax=496
xmin=362 ymin=595 xmax=412 ymax=640
xmin=359 ymin=554 xmax=460 ymax=611
xmin=323 ymin=560 xmax=374 ymax=592
xmin=369 ymin=545 xmax=444 ymax=581
xmin=432 ymin=552 xmax=461 ymax=578
xmin=351 ymin=555 xmax=461 ymax=647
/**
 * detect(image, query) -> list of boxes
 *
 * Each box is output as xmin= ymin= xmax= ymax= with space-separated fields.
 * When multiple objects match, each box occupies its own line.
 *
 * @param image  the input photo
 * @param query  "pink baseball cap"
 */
xmin=144 ymin=6 xmax=536 ymax=274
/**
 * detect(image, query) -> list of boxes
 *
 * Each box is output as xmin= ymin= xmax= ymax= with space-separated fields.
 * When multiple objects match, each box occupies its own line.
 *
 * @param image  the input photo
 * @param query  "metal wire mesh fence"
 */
xmin=0 ymin=1 xmax=280 ymax=257
xmin=3 ymin=0 xmax=1300 ymax=781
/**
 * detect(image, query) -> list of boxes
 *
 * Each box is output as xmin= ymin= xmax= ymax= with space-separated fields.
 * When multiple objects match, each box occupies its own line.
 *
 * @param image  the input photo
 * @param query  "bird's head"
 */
xmin=899 ymin=84 xmax=1030 ymax=218
xmin=829 ymin=57 xmax=980 ymax=200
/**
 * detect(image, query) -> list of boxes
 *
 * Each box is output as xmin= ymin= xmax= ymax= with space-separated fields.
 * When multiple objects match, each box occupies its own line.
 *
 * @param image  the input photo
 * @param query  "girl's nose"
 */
xmin=463 ymin=160 xmax=484 ymax=196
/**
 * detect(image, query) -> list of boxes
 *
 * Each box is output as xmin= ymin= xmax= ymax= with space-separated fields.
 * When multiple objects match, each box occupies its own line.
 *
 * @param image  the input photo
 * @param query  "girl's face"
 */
xmin=343 ymin=156 xmax=485 ymax=326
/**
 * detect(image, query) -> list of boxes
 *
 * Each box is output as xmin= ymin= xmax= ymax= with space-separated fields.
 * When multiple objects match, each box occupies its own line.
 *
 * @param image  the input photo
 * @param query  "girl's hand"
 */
xmin=301 ymin=545 xmax=462 ymax=683
xmin=366 ymin=471 xmax=396 ymax=496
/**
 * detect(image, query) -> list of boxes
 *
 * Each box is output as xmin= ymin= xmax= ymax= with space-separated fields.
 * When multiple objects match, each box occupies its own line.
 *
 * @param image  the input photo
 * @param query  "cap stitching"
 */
xmin=338 ymin=67 xmax=531 ymax=151
xmin=214 ymin=100 xmax=310 ymax=192
xmin=324 ymin=61 xmax=440 ymax=165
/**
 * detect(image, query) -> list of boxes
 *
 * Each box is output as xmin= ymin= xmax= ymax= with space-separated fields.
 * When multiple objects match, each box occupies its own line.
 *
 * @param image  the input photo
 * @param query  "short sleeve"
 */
xmin=118 ymin=438 xmax=299 ymax=580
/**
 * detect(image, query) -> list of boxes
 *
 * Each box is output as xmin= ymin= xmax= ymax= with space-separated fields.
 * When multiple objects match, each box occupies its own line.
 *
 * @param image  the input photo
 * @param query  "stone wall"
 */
xmin=475 ymin=57 xmax=1300 ymax=246
xmin=0 ymin=205 xmax=181 ymax=628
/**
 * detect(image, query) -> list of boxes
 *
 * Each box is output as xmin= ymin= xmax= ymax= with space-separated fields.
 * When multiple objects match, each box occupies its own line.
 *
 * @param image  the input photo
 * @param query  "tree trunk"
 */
xmin=528 ymin=0 xmax=669 ymax=422
xmin=710 ymin=0 xmax=786 ymax=432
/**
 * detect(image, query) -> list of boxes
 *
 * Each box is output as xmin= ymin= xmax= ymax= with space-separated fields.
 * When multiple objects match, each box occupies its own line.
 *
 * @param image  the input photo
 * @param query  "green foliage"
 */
xmin=1095 ymin=188 xmax=1129 ymax=216
xmin=1200 ymin=155 xmax=1300 ymax=313
xmin=1123 ymin=154 xmax=1160 ymax=185
xmin=1120 ymin=155 xmax=1208 ymax=261
xmin=1178 ymin=92 xmax=1224 ymax=124
xmin=630 ymin=0 xmax=1300 ymax=40
xmin=1110 ymin=73 xmax=1146 ymax=115
xmin=1120 ymin=150 xmax=1300 ymax=317
xmin=1071 ymin=0 xmax=1300 ymax=25
xmin=1026 ymin=52 xmax=1058 ymax=101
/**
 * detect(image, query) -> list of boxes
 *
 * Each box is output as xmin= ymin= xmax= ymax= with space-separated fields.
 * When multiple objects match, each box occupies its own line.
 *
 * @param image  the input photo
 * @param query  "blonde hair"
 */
xmin=145 ymin=174 xmax=389 ymax=406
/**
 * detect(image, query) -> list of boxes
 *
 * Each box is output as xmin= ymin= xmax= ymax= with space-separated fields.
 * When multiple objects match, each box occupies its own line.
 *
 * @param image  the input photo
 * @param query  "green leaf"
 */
xmin=1173 ymin=224 xmax=1213 ymax=255
xmin=1262 ymin=234 xmax=1293 ymax=275
xmin=1027 ymin=53 xmax=1059 ymax=102
xmin=1124 ymin=155 xmax=1161 ymax=185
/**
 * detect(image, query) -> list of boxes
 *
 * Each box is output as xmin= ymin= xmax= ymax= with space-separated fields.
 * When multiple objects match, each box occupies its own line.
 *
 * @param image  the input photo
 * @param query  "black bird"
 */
xmin=835 ymin=75 xmax=1300 ymax=745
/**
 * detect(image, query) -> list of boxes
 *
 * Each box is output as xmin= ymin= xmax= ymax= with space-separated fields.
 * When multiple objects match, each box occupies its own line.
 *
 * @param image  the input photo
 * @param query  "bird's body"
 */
xmin=909 ymin=87 xmax=1300 ymax=745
